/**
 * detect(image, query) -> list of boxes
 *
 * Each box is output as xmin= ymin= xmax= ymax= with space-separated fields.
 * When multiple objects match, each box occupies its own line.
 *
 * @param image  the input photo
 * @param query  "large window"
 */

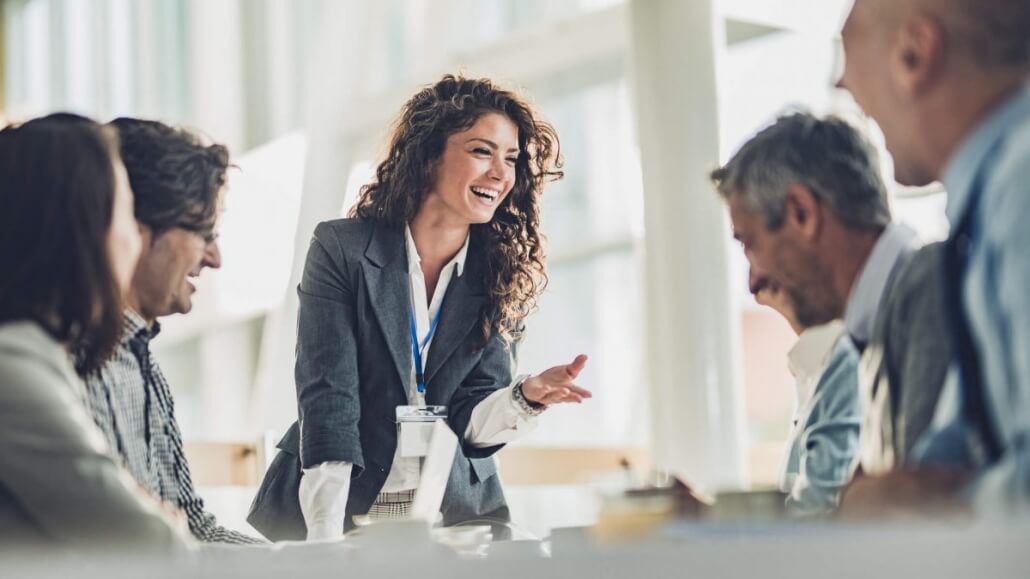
xmin=4 ymin=0 xmax=952 ymax=488
xmin=516 ymin=78 xmax=647 ymax=447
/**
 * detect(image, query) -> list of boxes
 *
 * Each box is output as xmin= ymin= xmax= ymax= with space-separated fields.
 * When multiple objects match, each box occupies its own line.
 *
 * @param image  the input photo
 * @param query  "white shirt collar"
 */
xmin=403 ymin=224 xmax=470 ymax=278
xmin=787 ymin=319 xmax=845 ymax=410
xmin=843 ymin=222 xmax=918 ymax=346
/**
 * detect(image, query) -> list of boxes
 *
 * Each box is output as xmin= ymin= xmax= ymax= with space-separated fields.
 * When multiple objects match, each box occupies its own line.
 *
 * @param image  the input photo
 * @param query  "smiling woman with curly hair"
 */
xmin=249 ymin=74 xmax=592 ymax=541
xmin=352 ymin=74 xmax=559 ymax=345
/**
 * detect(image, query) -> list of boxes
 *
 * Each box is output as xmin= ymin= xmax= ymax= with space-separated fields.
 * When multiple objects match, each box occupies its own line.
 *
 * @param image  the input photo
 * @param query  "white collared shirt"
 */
xmin=843 ymin=222 xmax=918 ymax=348
xmin=786 ymin=320 xmax=846 ymax=424
xmin=299 ymin=225 xmax=538 ymax=540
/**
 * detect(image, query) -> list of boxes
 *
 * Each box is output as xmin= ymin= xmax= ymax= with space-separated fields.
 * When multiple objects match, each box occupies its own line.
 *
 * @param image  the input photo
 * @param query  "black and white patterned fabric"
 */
xmin=367 ymin=490 xmax=416 ymax=520
xmin=84 ymin=310 xmax=263 ymax=545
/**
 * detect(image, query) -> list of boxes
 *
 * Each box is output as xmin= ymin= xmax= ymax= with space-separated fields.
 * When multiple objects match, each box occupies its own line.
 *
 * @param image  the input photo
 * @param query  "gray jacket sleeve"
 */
xmin=880 ymin=243 xmax=952 ymax=462
xmin=448 ymin=326 xmax=521 ymax=459
xmin=295 ymin=223 xmax=365 ymax=471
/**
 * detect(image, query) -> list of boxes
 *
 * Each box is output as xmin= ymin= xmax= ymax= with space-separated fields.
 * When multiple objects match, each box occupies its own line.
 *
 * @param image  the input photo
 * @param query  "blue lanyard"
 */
xmin=409 ymin=303 xmax=444 ymax=395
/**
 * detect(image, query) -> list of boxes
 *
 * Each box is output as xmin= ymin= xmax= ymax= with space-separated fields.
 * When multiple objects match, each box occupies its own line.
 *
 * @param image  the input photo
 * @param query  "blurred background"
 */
xmin=1 ymin=0 xmax=948 ymax=536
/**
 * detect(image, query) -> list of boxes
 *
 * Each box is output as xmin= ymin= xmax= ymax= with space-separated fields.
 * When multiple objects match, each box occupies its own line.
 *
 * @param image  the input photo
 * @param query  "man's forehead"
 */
xmin=726 ymin=195 xmax=765 ymax=235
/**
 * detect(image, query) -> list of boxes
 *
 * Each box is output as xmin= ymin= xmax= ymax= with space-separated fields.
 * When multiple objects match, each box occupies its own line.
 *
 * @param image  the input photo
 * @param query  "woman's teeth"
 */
xmin=471 ymin=186 xmax=498 ymax=201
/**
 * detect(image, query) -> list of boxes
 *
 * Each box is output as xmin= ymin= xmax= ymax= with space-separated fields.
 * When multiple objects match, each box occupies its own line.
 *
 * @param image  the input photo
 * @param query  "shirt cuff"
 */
xmin=465 ymin=383 xmax=539 ymax=447
xmin=510 ymin=375 xmax=547 ymax=417
xmin=299 ymin=461 xmax=352 ymax=541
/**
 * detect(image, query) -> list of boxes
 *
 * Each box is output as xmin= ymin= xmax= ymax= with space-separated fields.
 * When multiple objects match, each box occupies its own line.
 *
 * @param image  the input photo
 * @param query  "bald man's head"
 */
xmin=936 ymin=0 xmax=1030 ymax=69
xmin=839 ymin=0 xmax=1029 ymax=185
xmin=866 ymin=0 xmax=1030 ymax=69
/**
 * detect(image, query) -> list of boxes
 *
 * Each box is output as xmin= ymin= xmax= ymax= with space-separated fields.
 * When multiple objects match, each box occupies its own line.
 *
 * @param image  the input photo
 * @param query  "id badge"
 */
xmin=396 ymin=405 xmax=447 ymax=458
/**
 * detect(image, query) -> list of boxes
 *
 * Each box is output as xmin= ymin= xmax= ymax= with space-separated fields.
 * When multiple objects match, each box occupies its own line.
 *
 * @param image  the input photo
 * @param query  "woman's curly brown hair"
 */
xmin=350 ymin=74 xmax=563 ymax=347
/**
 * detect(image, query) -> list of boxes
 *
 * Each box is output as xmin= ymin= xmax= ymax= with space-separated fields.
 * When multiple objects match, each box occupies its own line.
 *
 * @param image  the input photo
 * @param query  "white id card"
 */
xmin=396 ymin=405 xmax=447 ymax=458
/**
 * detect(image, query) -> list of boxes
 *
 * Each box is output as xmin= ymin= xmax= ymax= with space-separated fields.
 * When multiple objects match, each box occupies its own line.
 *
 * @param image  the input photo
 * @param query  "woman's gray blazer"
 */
xmin=248 ymin=219 xmax=514 ymax=540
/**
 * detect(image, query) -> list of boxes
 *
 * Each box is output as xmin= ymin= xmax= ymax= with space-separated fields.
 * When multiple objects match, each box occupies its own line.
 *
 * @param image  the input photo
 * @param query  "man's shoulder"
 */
xmin=813 ymin=335 xmax=861 ymax=407
xmin=806 ymin=344 xmax=862 ymax=426
xmin=886 ymin=242 xmax=946 ymax=306
xmin=1004 ymin=128 xmax=1030 ymax=179
xmin=994 ymin=109 xmax=1030 ymax=178
xmin=981 ymin=114 xmax=1030 ymax=242
xmin=0 ymin=322 xmax=72 ymax=406
xmin=827 ymin=334 xmax=861 ymax=374
xmin=983 ymin=103 xmax=1030 ymax=199
xmin=86 ymin=340 xmax=142 ymax=389
xmin=0 ymin=321 xmax=64 ymax=363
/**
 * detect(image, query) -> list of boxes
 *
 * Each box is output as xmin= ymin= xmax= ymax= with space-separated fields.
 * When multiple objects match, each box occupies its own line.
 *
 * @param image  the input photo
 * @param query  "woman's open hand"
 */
xmin=521 ymin=354 xmax=592 ymax=405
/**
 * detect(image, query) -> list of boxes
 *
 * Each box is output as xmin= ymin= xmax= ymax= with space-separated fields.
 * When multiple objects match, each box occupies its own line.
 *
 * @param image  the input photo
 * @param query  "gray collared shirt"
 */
xmin=843 ymin=222 xmax=919 ymax=349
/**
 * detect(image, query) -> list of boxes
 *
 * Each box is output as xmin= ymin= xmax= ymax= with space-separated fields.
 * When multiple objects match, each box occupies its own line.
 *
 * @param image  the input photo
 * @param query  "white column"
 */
xmin=186 ymin=0 xmax=245 ymax=151
xmin=251 ymin=0 xmax=373 ymax=435
xmin=628 ymin=0 xmax=748 ymax=491
xmin=406 ymin=0 xmax=452 ymax=81
xmin=264 ymin=0 xmax=296 ymax=138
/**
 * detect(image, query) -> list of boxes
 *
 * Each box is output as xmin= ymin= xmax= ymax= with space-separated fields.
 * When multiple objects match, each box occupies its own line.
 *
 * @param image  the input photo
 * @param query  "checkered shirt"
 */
xmin=84 ymin=310 xmax=264 ymax=544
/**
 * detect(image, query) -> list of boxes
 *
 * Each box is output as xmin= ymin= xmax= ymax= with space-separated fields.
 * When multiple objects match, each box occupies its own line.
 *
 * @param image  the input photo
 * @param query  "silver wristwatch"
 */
xmin=511 ymin=374 xmax=546 ymax=416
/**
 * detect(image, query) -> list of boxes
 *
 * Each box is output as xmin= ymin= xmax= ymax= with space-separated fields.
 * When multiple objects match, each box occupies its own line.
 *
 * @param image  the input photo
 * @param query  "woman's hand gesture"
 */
xmin=521 ymin=354 xmax=592 ymax=406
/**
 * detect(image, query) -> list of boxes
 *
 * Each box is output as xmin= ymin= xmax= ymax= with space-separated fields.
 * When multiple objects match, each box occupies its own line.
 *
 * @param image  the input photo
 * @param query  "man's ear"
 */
xmin=892 ymin=13 xmax=946 ymax=98
xmin=783 ymin=183 xmax=822 ymax=242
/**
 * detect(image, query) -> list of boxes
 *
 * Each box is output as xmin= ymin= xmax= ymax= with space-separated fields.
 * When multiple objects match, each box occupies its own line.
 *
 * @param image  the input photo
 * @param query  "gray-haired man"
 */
xmin=711 ymin=112 xmax=919 ymax=512
xmin=712 ymin=112 xmax=917 ymax=355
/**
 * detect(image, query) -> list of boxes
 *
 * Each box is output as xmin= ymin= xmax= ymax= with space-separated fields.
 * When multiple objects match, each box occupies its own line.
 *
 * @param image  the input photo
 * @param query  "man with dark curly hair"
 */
xmin=81 ymin=118 xmax=264 ymax=544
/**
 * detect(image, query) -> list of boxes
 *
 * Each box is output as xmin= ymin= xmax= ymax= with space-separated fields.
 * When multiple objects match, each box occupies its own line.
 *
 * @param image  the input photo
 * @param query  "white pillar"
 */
xmin=251 ymin=0 xmax=372 ymax=435
xmin=263 ymin=0 xmax=297 ymax=139
xmin=628 ymin=0 xmax=748 ymax=491
xmin=187 ymin=0 xmax=245 ymax=151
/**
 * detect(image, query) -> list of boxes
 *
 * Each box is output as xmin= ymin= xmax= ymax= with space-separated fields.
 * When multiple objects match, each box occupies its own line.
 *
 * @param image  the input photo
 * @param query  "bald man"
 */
xmin=836 ymin=0 xmax=1030 ymax=519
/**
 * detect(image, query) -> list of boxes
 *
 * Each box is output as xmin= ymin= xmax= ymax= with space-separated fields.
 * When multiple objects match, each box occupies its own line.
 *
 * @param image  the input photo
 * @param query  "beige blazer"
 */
xmin=0 ymin=320 xmax=187 ymax=551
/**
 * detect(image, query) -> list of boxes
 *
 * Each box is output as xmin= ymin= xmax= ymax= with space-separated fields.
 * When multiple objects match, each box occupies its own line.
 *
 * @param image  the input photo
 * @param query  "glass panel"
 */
xmin=517 ymin=248 xmax=648 ymax=447
xmin=63 ymin=0 xmax=94 ymax=113
xmin=20 ymin=0 xmax=53 ymax=117
xmin=446 ymin=0 xmax=624 ymax=55
xmin=514 ymin=77 xmax=647 ymax=447
xmin=536 ymin=78 xmax=642 ymax=256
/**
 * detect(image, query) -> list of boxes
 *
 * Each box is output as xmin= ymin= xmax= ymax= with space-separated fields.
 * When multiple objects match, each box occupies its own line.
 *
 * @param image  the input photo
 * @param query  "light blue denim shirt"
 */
xmin=912 ymin=84 xmax=1030 ymax=517
xmin=780 ymin=323 xmax=862 ymax=517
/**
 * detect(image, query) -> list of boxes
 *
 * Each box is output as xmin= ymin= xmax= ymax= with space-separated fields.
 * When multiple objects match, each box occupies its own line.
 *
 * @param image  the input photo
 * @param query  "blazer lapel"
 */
xmin=362 ymin=224 xmax=412 ymax=398
xmin=424 ymin=249 xmax=487 ymax=386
